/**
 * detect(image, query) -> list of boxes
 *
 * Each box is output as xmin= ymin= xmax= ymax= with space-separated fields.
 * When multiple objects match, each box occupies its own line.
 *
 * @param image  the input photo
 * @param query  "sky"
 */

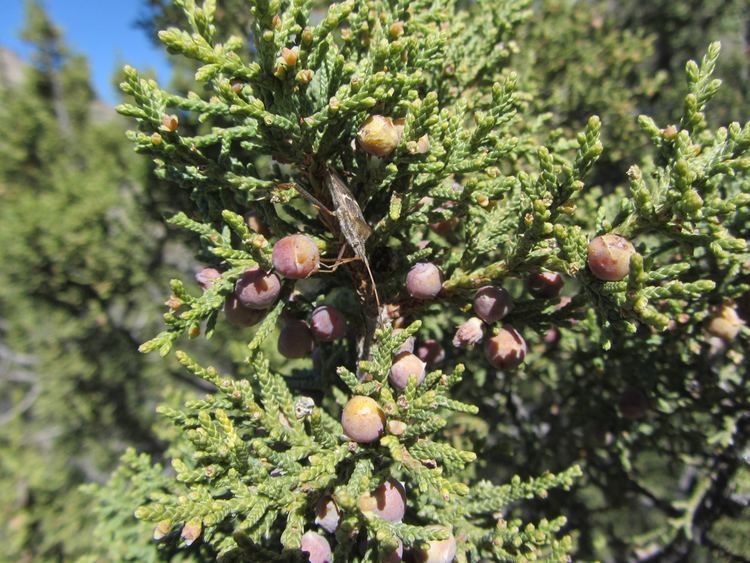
xmin=0 ymin=0 xmax=172 ymax=105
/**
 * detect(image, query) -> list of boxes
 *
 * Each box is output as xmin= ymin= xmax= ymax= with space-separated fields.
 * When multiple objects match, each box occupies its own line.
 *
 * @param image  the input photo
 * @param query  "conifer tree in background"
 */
xmin=513 ymin=0 xmax=660 ymax=187
xmin=92 ymin=0 xmax=750 ymax=561
xmin=615 ymin=0 xmax=750 ymax=127
xmin=0 ymin=2 xmax=224 ymax=560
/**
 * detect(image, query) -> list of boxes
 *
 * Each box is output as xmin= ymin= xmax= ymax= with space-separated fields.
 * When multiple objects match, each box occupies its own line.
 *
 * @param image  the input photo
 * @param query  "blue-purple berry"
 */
xmin=416 ymin=339 xmax=445 ymax=367
xmin=406 ymin=263 xmax=443 ymax=300
xmin=272 ymin=234 xmax=320 ymax=279
xmin=224 ymin=294 xmax=265 ymax=327
xmin=527 ymin=271 xmax=564 ymax=299
xmin=473 ymin=286 xmax=513 ymax=323
xmin=484 ymin=326 xmax=526 ymax=370
xmin=389 ymin=351 xmax=426 ymax=389
xmin=235 ymin=267 xmax=281 ymax=310
xmin=278 ymin=319 xmax=315 ymax=358
xmin=310 ymin=305 xmax=348 ymax=341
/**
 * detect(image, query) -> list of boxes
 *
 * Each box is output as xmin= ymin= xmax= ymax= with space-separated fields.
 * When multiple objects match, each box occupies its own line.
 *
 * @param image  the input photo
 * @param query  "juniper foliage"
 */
xmin=94 ymin=0 xmax=750 ymax=561
xmin=0 ymin=0 xmax=741 ymax=561
xmin=106 ymin=0 xmax=598 ymax=559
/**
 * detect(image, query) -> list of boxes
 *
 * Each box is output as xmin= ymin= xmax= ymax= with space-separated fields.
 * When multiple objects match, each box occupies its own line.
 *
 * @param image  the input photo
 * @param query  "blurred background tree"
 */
xmin=0 ymin=2 xmax=218 ymax=559
xmin=614 ymin=0 xmax=750 ymax=126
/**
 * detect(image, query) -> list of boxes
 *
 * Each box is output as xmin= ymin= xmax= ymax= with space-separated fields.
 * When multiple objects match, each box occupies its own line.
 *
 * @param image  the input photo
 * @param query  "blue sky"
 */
xmin=0 ymin=0 xmax=172 ymax=105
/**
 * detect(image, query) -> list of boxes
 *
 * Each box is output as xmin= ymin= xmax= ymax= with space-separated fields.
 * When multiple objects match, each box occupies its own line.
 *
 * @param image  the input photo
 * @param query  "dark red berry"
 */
xmin=272 ymin=234 xmax=320 ymax=279
xmin=406 ymin=263 xmax=443 ymax=300
xmin=224 ymin=294 xmax=266 ymax=327
xmin=371 ymin=479 xmax=406 ymax=522
xmin=587 ymin=234 xmax=635 ymax=281
xmin=416 ymin=339 xmax=445 ymax=367
xmin=527 ymin=272 xmax=564 ymax=299
xmin=484 ymin=326 xmax=527 ymax=370
xmin=195 ymin=267 xmax=221 ymax=289
xmin=277 ymin=319 xmax=314 ymax=358
xmin=389 ymin=351 xmax=426 ymax=389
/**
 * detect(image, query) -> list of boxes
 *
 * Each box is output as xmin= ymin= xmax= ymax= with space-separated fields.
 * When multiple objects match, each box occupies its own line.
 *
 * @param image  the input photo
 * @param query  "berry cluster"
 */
xmin=443 ymin=273 xmax=563 ymax=372
xmin=303 ymin=476 xmax=452 ymax=562
xmin=394 ymin=233 xmax=639 ymax=374
xmin=202 ymin=219 xmax=647 ymax=381
xmin=197 ymin=219 xmax=351 ymax=361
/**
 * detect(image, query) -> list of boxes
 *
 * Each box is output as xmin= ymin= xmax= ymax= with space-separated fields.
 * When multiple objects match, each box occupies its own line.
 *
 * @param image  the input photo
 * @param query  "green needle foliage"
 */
xmin=94 ymin=0 xmax=750 ymax=561
xmin=0 ymin=0 xmax=732 ymax=561
xmin=106 ymin=0 xmax=596 ymax=559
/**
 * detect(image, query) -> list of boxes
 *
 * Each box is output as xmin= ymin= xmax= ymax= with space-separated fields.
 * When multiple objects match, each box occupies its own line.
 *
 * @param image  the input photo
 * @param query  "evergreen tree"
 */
xmin=1 ymin=0 xmax=746 ymax=560
xmin=605 ymin=0 xmax=750 ymax=134
xmin=95 ymin=0 xmax=749 ymax=561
